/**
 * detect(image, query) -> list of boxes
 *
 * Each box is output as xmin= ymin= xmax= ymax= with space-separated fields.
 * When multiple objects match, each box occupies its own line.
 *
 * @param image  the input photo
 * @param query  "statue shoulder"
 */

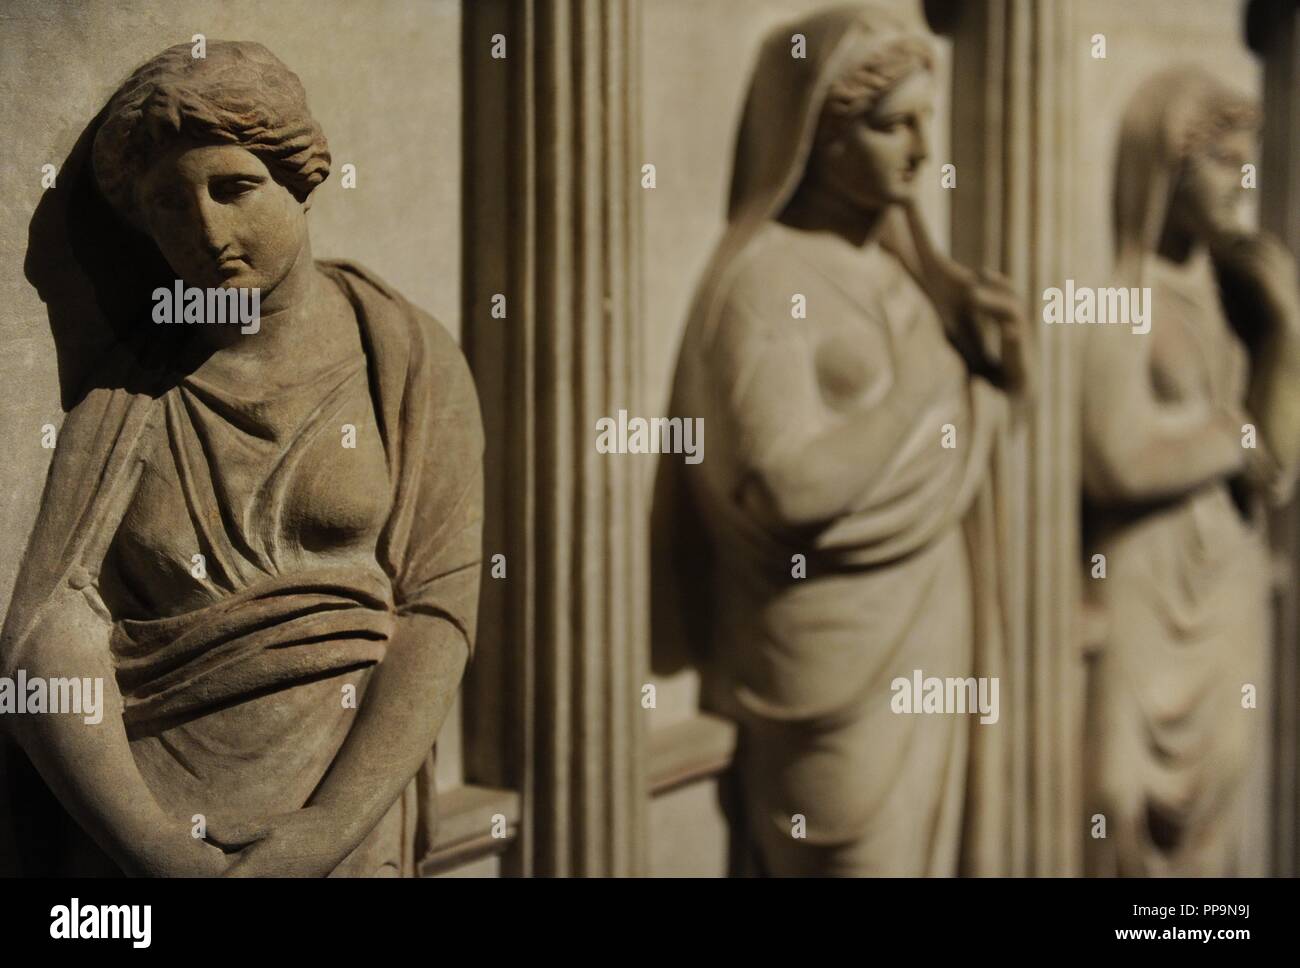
xmin=318 ymin=259 xmax=463 ymax=360
xmin=714 ymin=224 xmax=823 ymax=334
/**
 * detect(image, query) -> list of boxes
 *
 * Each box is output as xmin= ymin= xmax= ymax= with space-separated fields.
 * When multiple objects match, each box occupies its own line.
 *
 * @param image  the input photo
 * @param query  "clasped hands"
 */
xmin=129 ymin=803 xmax=370 ymax=878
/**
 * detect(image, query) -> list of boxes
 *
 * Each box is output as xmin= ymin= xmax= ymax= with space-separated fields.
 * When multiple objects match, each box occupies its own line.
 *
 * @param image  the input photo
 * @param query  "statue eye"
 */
xmin=868 ymin=115 xmax=908 ymax=134
xmin=1210 ymin=147 xmax=1243 ymax=167
xmin=210 ymin=177 xmax=261 ymax=202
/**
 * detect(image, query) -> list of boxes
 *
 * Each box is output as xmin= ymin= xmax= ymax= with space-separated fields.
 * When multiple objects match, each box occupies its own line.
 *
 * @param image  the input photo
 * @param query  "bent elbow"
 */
xmin=1083 ymin=444 xmax=1151 ymax=505
xmin=750 ymin=456 xmax=844 ymax=527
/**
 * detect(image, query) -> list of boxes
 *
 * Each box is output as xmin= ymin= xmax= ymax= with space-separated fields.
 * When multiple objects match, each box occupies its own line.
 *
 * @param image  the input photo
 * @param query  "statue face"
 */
xmin=137 ymin=142 xmax=309 ymax=292
xmin=809 ymin=67 xmax=933 ymax=212
xmin=1171 ymin=125 xmax=1253 ymax=240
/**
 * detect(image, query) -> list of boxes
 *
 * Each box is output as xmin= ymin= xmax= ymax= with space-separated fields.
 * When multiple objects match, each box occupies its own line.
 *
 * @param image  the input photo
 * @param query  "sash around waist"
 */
xmin=112 ymin=567 xmax=395 ymax=729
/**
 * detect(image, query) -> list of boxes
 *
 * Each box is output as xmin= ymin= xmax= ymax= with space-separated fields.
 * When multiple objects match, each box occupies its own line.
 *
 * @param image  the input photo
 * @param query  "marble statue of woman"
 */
xmin=0 ymin=41 xmax=484 ymax=876
xmin=1083 ymin=68 xmax=1300 ymax=876
xmin=653 ymin=4 xmax=1033 ymax=876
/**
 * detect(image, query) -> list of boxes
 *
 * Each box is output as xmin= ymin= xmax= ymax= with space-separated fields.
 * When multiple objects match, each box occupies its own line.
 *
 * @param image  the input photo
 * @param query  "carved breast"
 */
xmin=813 ymin=329 xmax=879 ymax=408
xmin=105 ymin=356 xmax=392 ymax=617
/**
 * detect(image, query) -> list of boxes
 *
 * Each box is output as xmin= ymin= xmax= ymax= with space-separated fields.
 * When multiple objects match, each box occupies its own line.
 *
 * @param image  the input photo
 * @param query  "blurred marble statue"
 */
xmin=654 ymin=4 xmax=1033 ymax=875
xmin=1083 ymin=67 xmax=1300 ymax=876
xmin=1 ymin=41 xmax=483 ymax=876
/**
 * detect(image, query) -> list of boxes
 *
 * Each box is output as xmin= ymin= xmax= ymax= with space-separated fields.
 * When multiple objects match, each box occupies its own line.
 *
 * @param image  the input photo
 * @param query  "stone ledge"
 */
xmin=649 ymin=713 xmax=737 ymax=796
xmin=418 ymin=784 xmax=521 ymax=876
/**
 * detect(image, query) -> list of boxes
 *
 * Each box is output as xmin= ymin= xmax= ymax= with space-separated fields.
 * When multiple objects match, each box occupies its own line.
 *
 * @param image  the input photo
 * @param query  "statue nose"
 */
xmin=194 ymin=197 xmax=229 ymax=257
xmin=911 ymin=128 xmax=930 ymax=165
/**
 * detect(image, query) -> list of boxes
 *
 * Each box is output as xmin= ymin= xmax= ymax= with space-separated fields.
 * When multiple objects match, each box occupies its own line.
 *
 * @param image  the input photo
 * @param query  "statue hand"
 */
xmin=892 ymin=203 xmax=1034 ymax=397
xmin=210 ymin=806 xmax=362 ymax=878
xmin=125 ymin=823 xmax=233 ymax=877
xmin=964 ymin=267 xmax=1036 ymax=399
xmin=1213 ymin=230 xmax=1300 ymax=336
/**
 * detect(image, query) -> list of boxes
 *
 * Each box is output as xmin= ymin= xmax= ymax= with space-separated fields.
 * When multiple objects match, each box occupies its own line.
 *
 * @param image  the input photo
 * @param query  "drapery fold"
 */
xmin=1 ymin=260 xmax=484 ymax=876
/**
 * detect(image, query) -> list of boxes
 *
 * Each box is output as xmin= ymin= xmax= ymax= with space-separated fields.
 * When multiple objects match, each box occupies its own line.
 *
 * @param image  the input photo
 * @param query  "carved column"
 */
xmin=927 ymin=0 xmax=1083 ymax=876
xmin=461 ymin=0 xmax=648 ymax=876
xmin=1248 ymin=0 xmax=1300 ymax=877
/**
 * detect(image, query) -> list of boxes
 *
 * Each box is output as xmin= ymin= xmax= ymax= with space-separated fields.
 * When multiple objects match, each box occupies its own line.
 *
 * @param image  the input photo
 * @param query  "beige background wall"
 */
xmin=0 ymin=0 xmax=464 ymax=785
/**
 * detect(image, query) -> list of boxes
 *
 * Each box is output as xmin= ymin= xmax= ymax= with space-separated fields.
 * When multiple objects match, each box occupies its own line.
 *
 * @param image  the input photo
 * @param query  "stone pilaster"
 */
xmin=928 ymin=0 xmax=1083 ymax=876
xmin=461 ymin=0 xmax=648 ymax=876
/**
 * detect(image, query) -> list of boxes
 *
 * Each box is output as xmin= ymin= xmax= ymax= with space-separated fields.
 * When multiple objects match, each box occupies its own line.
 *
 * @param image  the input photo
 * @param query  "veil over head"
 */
xmin=1112 ymin=66 xmax=1257 ymax=275
xmin=705 ymin=3 xmax=922 ymax=349
xmin=1082 ymin=66 xmax=1263 ymax=506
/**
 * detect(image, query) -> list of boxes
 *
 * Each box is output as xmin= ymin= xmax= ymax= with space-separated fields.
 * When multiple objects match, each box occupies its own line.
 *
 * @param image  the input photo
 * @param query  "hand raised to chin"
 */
xmin=1212 ymin=229 xmax=1300 ymax=339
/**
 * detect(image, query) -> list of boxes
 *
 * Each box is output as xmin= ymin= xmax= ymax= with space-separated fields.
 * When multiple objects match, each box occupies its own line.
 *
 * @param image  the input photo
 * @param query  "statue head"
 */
xmin=724 ymin=4 xmax=936 ymax=231
xmin=799 ymin=31 xmax=935 ymax=212
xmin=1114 ymin=67 xmax=1258 ymax=258
xmin=1165 ymin=85 xmax=1257 ymax=244
xmin=92 ymin=41 xmax=331 ymax=292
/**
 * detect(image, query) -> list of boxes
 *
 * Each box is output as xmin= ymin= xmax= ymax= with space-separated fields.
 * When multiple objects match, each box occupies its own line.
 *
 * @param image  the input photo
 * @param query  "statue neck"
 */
xmin=778 ymin=180 xmax=887 ymax=248
xmin=193 ymin=239 xmax=322 ymax=359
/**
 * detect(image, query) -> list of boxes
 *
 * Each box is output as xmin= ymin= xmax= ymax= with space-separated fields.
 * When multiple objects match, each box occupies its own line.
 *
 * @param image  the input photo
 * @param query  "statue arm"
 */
xmin=308 ymin=613 xmax=467 ymax=847
xmin=4 ymin=585 xmax=227 ymax=876
xmin=1238 ymin=237 xmax=1300 ymax=503
xmin=719 ymin=296 xmax=949 ymax=526
xmin=1245 ymin=321 xmax=1300 ymax=503
xmin=212 ymin=618 xmax=469 ymax=879
xmin=1081 ymin=327 xmax=1245 ymax=504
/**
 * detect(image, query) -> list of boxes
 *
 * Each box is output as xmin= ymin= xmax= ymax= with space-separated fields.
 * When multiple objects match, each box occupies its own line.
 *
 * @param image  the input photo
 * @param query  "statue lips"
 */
xmin=215 ymin=258 xmax=250 ymax=287
xmin=216 ymin=251 xmax=248 ymax=274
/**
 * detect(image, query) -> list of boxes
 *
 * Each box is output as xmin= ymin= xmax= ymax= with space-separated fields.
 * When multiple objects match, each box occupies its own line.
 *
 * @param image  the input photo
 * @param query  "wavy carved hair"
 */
xmin=1112 ymin=66 xmax=1257 ymax=260
xmin=92 ymin=40 xmax=331 ymax=230
xmin=817 ymin=34 xmax=935 ymax=144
